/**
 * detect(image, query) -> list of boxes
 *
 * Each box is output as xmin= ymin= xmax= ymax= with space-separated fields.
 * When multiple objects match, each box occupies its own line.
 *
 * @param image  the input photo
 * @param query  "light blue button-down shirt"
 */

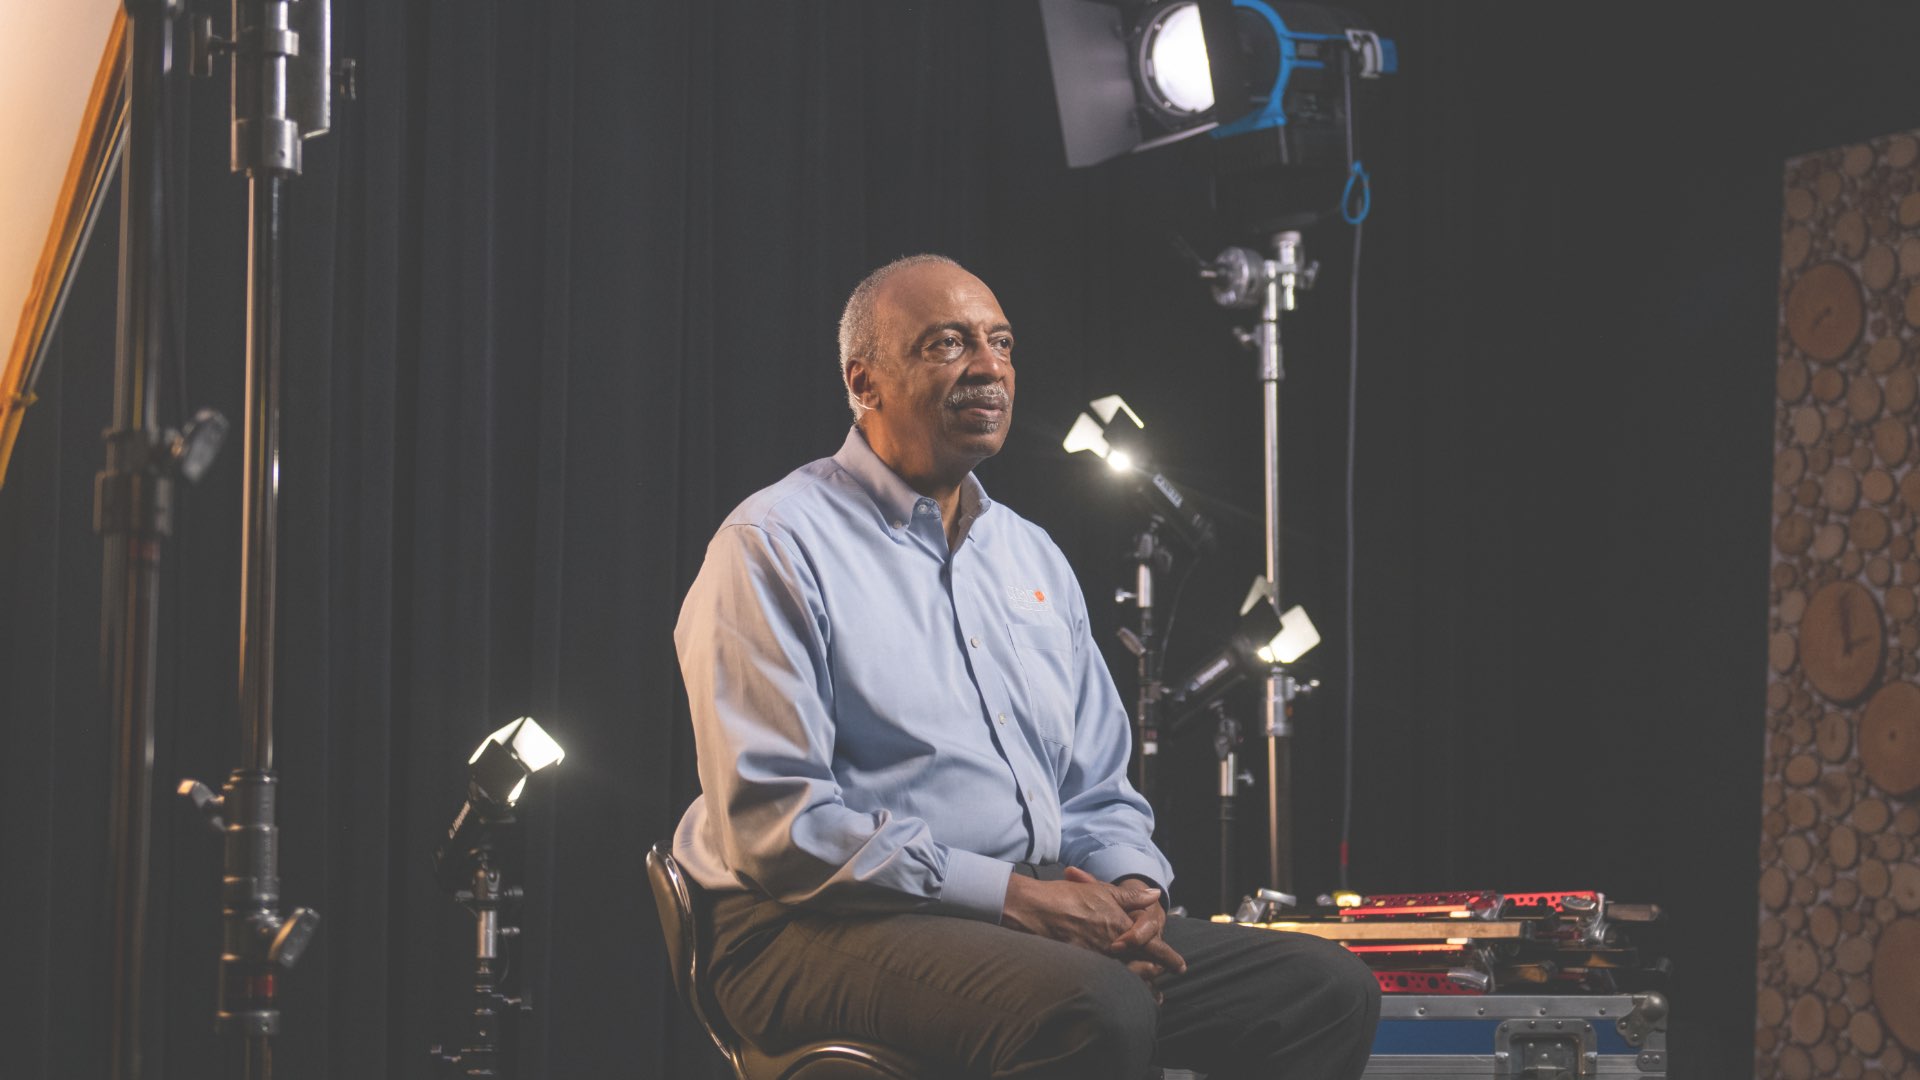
xmin=672 ymin=427 xmax=1172 ymax=922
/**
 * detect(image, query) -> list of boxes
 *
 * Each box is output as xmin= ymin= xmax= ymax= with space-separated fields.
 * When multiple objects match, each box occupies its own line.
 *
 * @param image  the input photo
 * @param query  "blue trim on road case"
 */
xmin=1373 ymin=1017 xmax=1637 ymax=1056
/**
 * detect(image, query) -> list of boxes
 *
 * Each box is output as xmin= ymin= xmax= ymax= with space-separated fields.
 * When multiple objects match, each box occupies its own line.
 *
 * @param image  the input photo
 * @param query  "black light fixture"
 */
xmin=1037 ymin=0 xmax=1396 ymax=170
xmin=436 ymin=714 xmax=565 ymax=890
xmin=465 ymin=716 xmax=567 ymax=815
xmin=1169 ymin=579 xmax=1320 ymax=715
xmin=1062 ymin=395 xmax=1217 ymax=557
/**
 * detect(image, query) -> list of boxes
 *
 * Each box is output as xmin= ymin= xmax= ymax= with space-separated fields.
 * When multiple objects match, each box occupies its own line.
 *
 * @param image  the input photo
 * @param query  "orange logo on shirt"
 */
xmin=1007 ymin=584 xmax=1051 ymax=613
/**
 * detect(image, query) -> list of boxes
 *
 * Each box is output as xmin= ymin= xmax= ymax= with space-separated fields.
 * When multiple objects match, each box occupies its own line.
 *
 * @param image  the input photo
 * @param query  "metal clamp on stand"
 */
xmin=429 ymin=845 xmax=533 ymax=1079
xmin=179 ymin=772 xmax=322 ymax=1035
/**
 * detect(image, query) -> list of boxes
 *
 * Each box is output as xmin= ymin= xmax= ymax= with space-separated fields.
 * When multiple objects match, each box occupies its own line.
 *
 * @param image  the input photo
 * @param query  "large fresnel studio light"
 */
xmin=1038 ymin=0 xmax=1396 ymax=170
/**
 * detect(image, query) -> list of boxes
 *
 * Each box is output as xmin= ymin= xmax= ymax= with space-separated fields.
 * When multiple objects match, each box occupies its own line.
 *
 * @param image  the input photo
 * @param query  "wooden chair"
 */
xmin=646 ymin=844 xmax=935 ymax=1079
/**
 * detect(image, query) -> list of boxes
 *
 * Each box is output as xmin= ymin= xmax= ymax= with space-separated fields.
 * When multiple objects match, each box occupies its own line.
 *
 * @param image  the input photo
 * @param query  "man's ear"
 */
xmin=846 ymin=358 xmax=880 ymax=412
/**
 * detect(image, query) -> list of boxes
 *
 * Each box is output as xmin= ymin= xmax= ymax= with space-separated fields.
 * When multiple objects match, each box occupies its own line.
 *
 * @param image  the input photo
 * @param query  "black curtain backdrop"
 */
xmin=6 ymin=2 xmax=1920 ymax=1076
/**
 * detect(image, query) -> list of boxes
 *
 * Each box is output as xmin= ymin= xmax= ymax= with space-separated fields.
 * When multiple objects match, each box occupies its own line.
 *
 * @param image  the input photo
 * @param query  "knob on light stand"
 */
xmin=428 ymin=717 xmax=566 ymax=1080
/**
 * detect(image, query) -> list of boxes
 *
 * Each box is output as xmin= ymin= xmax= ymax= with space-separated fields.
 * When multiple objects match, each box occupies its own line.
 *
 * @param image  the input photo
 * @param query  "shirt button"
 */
xmin=997 ymin=713 xmax=1008 ymax=725
xmin=969 ymin=636 xmax=981 ymax=648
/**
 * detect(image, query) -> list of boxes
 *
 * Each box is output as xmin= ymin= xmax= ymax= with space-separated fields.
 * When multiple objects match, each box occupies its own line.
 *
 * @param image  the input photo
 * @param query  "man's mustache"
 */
xmin=946 ymin=385 xmax=1009 ymax=410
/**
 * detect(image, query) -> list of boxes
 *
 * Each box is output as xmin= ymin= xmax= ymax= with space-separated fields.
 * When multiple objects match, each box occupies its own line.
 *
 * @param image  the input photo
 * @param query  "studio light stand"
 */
xmin=1115 ymin=518 xmax=1170 ymax=800
xmin=178 ymin=2 xmax=332 ymax=1074
xmin=1205 ymin=701 xmax=1246 ymax=916
xmin=1200 ymin=230 xmax=1318 ymax=896
xmin=101 ymin=5 xmax=231 ymax=1077
xmin=429 ymin=832 xmax=529 ymax=1080
xmin=1158 ymin=694 xmax=1252 ymax=916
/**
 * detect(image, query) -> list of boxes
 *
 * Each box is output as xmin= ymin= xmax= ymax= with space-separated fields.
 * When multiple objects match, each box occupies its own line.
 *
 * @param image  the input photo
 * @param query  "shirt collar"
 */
xmin=833 ymin=426 xmax=995 ymax=538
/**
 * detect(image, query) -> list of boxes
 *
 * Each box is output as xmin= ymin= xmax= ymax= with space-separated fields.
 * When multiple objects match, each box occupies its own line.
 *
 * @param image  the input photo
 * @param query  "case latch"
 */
xmin=1617 ymin=992 xmax=1669 ymax=1048
xmin=1494 ymin=1018 xmax=1597 ymax=1079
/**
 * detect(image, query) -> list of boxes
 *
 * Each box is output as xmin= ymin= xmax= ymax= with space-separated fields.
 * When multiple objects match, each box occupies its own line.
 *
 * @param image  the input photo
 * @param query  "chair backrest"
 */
xmin=647 ymin=844 xmax=743 ymax=1067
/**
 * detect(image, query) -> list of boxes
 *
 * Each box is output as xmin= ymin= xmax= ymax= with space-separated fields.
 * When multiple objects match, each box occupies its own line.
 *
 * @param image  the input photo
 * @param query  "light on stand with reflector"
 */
xmin=1063 ymin=395 xmax=1219 ymax=804
xmin=1166 ymin=576 xmax=1320 ymax=915
xmin=1169 ymin=577 xmax=1319 ymax=712
xmin=430 ymin=716 xmax=566 ymax=1079
xmin=1063 ymin=395 xmax=1218 ymax=557
xmin=1061 ymin=394 xmax=1146 ymax=470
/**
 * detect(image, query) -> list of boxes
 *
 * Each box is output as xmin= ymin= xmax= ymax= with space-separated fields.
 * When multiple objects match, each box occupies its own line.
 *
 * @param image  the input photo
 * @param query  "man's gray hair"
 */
xmin=838 ymin=253 xmax=963 ymax=420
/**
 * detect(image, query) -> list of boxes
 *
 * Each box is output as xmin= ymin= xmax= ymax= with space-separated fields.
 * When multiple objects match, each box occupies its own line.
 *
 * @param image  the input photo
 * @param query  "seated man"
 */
xmin=672 ymin=253 xmax=1379 ymax=1078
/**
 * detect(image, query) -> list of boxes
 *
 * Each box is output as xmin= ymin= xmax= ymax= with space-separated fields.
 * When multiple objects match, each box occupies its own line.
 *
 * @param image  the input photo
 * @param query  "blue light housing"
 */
xmin=1214 ymin=1 xmax=1397 ymax=139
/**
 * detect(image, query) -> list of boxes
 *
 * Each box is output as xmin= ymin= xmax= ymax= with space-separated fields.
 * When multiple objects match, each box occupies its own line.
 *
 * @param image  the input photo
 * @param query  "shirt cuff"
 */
xmin=929 ymin=848 xmax=1013 ymax=922
xmin=1113 ymin=873 xmax=1169 ymax=911
xmin=1078 ymin=846 xmax=1171 ymax=895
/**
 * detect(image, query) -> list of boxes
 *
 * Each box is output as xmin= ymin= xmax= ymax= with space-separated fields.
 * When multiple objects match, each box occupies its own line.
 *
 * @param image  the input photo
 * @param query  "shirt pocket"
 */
xmin=1007 ymin=621 xmax=1075 ymax=765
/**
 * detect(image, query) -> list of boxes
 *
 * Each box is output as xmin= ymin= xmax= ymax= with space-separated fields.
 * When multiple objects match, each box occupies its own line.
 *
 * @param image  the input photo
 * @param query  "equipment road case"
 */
xmin=1360 ymin=992 xmax=1668 ymax=1079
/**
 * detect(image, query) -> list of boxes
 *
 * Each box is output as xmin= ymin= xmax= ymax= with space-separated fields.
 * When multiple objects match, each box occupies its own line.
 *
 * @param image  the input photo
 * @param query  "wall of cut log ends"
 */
xmin=1765 ymin=128 xmax=1920 ymax=1079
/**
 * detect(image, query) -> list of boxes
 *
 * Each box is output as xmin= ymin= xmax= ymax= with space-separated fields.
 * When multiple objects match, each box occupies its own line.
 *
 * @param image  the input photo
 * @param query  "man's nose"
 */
xmin=966 ymin=340 xmax=1010 ymax=379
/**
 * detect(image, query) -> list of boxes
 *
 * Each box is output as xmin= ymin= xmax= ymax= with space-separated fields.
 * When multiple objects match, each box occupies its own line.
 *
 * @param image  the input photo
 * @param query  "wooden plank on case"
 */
xmin=1245 ymin=920 xmax=1528 ymax=941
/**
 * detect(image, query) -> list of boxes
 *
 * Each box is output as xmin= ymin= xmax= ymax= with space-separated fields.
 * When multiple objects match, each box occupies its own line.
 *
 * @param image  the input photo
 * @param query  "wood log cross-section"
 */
xmin=1799 ymin=581 xmax=1885 ymax=703
xmin=1861 ymin=681 xmax=1920 ymax=796
xmin=1787 ymin=261 xmax=1866 ymax=362
xmin=1874 ymin=918 xmax=1920 ymax=1052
